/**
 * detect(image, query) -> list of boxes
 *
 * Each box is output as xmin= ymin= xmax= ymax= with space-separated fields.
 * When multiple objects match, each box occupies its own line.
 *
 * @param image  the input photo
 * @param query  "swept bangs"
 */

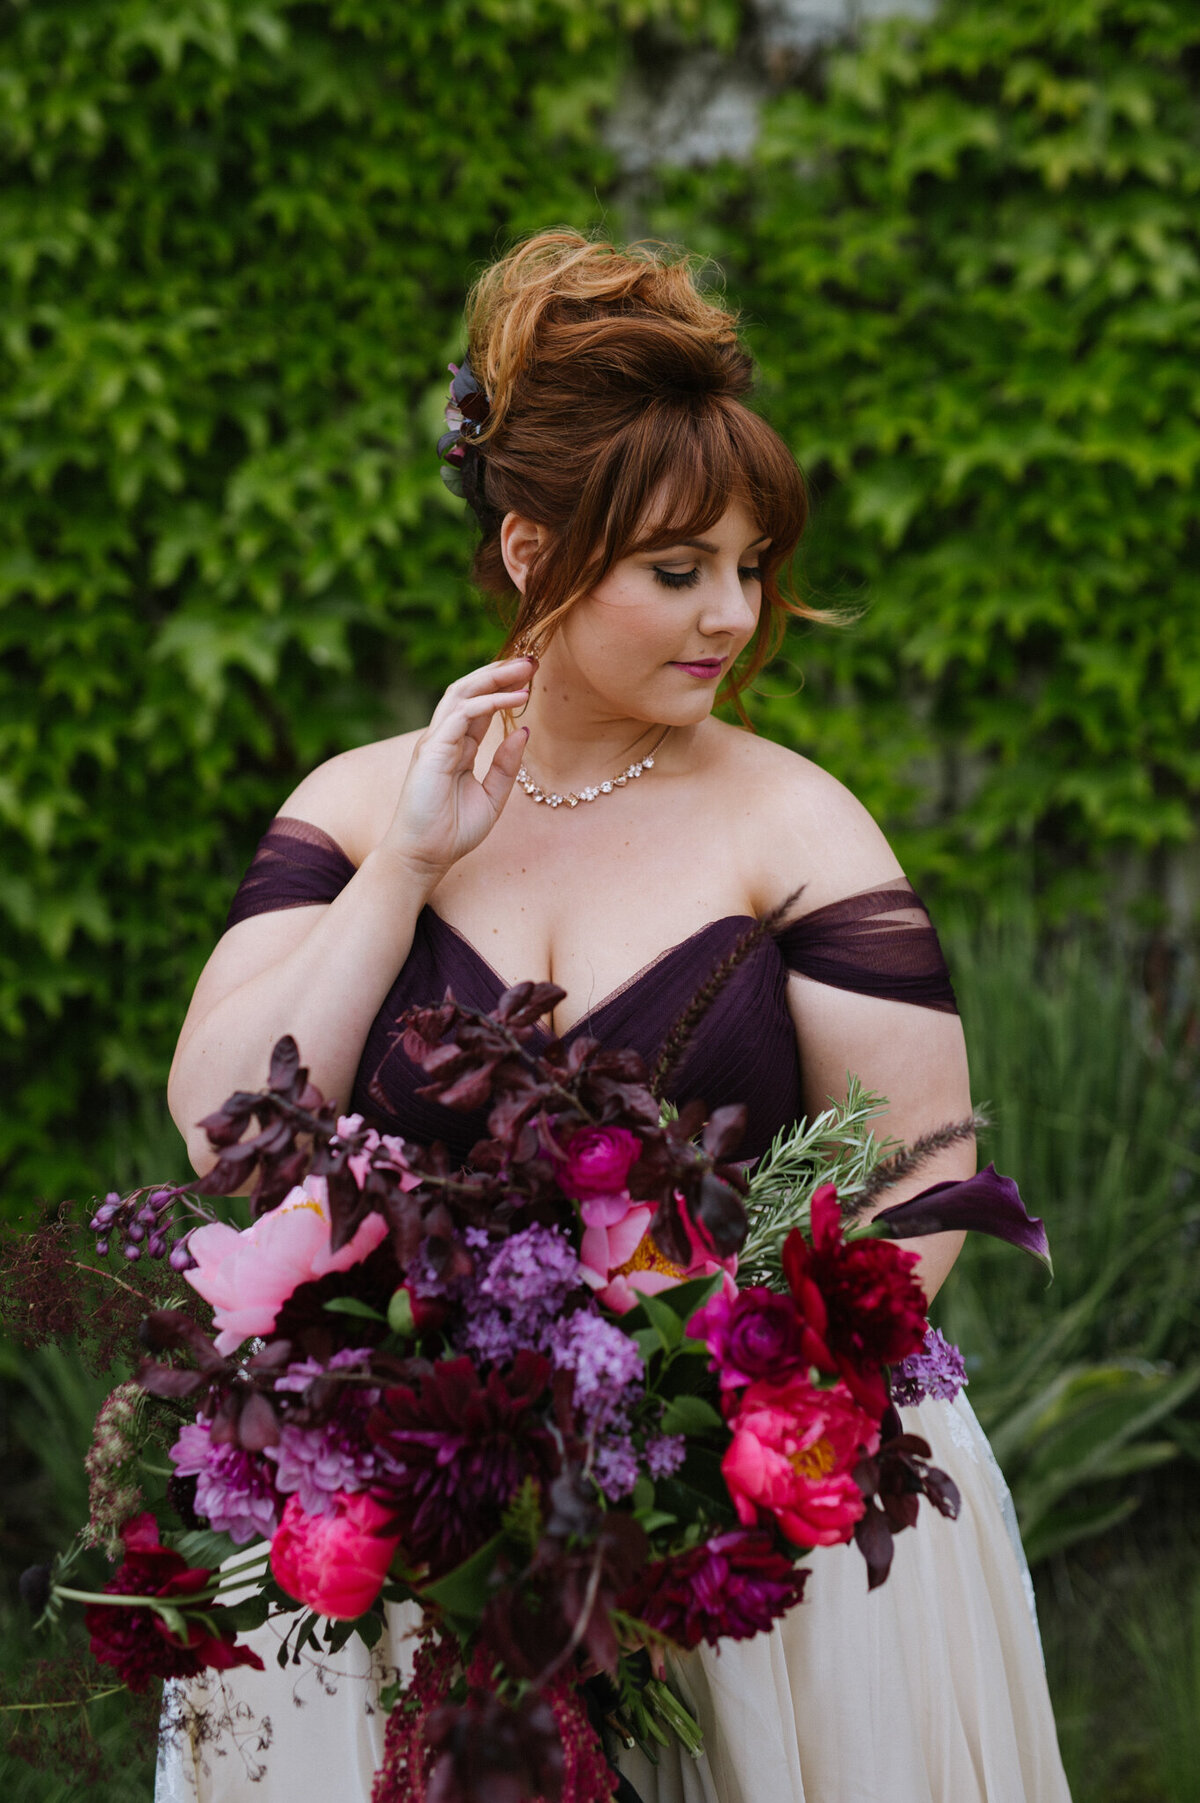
xmin=497 ymin=396 xmax=822 ymax=716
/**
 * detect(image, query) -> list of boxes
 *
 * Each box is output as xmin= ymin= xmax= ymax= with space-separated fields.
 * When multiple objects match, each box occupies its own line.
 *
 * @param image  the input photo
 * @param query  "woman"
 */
xmin=163 ymin=231 xmax=1070 ymax=1801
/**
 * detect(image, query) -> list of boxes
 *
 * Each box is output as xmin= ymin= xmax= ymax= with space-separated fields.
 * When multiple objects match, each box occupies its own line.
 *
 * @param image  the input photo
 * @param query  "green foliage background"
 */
xmin=2 ymin=0 xmax=1198 ymax=1213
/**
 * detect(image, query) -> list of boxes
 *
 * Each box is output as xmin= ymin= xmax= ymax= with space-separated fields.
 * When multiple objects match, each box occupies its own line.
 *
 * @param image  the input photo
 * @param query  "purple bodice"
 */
xmin=226 ymin=817 xmax=957 ymax=1165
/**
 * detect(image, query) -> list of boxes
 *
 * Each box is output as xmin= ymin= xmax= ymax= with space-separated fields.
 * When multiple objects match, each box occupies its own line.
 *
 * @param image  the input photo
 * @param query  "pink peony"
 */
xmin=557 ymin=1126 xmax=642 ymax=1201
xmin=270 ymin=1490 xmax=401 ymax=1619
xmin=185 ymin=1177 xmax=389 ymax=1355
xmin=722 ymin=1375 xmax=880 ymax=1548
xmin=580 ymin=1193 xmax=736 ymax=1316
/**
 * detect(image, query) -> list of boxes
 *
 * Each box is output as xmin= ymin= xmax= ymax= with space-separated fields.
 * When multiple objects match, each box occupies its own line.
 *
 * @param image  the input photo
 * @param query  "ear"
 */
xmin=500 ymin=513 xmax=546 ymax=595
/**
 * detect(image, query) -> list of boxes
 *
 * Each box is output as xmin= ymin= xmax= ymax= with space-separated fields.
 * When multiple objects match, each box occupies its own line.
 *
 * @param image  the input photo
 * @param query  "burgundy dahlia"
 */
xmin=368 ymin=1350 xmax=556 ymax=1577
xmin=782 ymin=1185 xmax=929 ymax=1416
xmin=618 ymin=1529 xmax=809 ymax=1649
xmin=84 ymin=1513 xmax=263 ymax=1692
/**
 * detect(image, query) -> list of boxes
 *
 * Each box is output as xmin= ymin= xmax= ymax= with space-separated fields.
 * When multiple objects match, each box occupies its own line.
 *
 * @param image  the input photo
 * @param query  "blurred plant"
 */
xmin=936 ymin=911 xmax=1200 ymax=1563
xmin=672 ymin=0 xmax=1200 ymax=914
xmin=0 ymin=0 xmax=732 ymax=1217
xmin=1124 ymin=1563 xmax=1200 ymax=1802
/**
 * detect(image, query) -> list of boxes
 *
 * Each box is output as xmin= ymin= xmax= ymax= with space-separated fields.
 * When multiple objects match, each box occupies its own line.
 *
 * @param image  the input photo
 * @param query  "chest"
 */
xmin=426 ymin=780 xmax=762 ymax=1036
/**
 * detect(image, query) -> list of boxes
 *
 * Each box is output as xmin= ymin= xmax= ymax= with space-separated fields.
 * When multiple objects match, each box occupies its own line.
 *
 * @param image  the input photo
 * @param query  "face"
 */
xmin=522 ymin=498 xmax=768 ymax=727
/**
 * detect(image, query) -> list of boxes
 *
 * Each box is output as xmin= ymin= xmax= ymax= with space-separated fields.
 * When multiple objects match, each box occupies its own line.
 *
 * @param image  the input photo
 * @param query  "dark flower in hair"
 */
xmin=437 ymin=356 xmax=491 ymax=502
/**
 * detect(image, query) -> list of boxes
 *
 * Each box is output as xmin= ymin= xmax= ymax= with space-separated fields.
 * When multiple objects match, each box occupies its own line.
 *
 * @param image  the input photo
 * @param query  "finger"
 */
xmin=480 ymin=726 xmax=529 ymax=809
xmin=420 ymin=690 xmax=530 ymax=764
xmin=430 ymin=658 xmax=537 ymax=724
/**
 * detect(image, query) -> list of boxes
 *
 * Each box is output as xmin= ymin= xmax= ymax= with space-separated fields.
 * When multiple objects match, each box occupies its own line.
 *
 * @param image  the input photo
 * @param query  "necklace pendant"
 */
xmin=566 ymin=794 xmax=580 ymax=808
xmin=614 ymin=774 xmax=627 ymax=787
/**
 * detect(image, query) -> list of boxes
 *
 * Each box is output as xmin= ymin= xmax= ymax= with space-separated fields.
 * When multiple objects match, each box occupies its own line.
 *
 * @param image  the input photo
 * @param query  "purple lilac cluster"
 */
xmin=546 ymin=1314 xmax=649 ymax=1500
xmin=170 ymin=1422 xmax=280 ymax=1544
xmin=456 ymin=1226 xmax=582 ymax=1365
xmin=267 ymin=1349 xmax=379 ymax=1516
xmin=890 ymin=1326 xmax=968 ymax=1407
xmin=414 ymin=1226 xmax=657 ymax=1500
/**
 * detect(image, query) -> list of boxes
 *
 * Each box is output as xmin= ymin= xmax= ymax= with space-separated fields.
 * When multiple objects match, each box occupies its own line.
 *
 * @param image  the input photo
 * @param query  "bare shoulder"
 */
xmin=702 ymin=722 xmax=904 ymax=913
xmin=278 ymin=730 xmax=422 ymax=866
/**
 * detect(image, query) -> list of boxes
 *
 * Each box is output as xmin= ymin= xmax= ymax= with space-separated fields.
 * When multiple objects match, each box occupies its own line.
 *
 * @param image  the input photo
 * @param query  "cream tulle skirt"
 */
xmin=157 ymin=1394 xmax=1071 ymax=1803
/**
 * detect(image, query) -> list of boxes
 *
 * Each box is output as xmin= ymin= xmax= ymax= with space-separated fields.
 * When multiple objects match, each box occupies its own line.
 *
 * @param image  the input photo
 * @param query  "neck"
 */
xmin=516 ymin=667 xmax=671 ymax=789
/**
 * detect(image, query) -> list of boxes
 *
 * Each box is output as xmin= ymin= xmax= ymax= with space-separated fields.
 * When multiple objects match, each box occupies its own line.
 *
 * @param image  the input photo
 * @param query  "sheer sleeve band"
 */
xmin=773 ymin=883 xmax=958 ymax=1014
xmin=225 ymin=816 xmax=357 ymax=930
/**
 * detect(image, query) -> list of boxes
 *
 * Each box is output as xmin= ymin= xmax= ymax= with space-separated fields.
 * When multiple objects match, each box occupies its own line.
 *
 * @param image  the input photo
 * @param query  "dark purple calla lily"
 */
xmin=868 ymin=1164 xmax=1052 ymax=1274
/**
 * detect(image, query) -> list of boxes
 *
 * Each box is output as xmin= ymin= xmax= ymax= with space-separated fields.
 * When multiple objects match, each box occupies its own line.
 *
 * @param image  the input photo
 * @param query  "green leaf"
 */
xmin=416 ymin=1533 xmax=504 ymax=1634
xmin=660 ymin=1394 xmax=725 ymax=1436
xmin=322 ymin=1297 xmax=387 ymax=1321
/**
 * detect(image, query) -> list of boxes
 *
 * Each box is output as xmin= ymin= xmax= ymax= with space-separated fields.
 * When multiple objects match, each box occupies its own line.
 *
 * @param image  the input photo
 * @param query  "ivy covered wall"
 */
xmin=2 ymin=0 xmax=1197 ymax=1213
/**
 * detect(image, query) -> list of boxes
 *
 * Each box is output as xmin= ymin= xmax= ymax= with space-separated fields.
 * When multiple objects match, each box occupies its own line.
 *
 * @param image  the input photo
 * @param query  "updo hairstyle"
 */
xmin=460 ymin=230 xmax=821 ymax=710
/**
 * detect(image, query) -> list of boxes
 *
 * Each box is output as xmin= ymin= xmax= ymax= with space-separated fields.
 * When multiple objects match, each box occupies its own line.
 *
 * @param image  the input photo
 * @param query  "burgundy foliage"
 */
xmin=853 ymin=1404 xmax=962 ymax=1589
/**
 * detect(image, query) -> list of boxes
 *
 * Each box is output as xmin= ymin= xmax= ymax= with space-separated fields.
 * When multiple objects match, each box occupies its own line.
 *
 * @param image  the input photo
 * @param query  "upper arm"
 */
xmin=746 ymin=742 xmax=975 ymax=1193
xmin=169 ymin=737 xmax=414 ymax=1088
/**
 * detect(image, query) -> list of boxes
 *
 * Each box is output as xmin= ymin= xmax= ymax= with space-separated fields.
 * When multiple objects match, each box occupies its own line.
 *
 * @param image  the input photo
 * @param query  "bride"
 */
xmin=162 ymin=230 xmax=1071 ymax=1801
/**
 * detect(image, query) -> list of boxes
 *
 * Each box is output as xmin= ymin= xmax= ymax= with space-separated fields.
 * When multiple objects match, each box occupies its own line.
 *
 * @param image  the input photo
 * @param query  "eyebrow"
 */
xmin=650 ymin=534 xmax=772 ymax=555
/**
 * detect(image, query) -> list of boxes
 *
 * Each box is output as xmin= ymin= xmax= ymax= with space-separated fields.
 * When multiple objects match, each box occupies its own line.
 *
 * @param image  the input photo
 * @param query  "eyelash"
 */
xmin=652 ymin=566 xmax=764 ymax=590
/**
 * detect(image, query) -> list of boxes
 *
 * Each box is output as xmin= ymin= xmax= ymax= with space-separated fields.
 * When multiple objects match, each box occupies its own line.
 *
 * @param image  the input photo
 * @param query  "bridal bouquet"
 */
xmin=20 ymin=979 xmax=1049 ymax=1803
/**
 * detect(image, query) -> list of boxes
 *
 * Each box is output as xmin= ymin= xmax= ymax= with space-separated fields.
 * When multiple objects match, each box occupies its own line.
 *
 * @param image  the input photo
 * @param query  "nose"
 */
xmin=698 ymin=566 xmax=760 ymax=638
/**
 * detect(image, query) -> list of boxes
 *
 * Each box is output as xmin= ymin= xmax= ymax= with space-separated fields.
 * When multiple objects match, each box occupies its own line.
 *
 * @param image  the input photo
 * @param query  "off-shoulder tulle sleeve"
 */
xmin=225 ymin=816 xmax=357 ymax=930
xmin=773 ymin=882 xmax=958 ymax=1014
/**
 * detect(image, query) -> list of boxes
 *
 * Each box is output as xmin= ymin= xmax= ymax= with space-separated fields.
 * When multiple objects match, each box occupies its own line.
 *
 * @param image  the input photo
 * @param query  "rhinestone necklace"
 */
xmin=517 ymin=726 xmax=671 ymax=810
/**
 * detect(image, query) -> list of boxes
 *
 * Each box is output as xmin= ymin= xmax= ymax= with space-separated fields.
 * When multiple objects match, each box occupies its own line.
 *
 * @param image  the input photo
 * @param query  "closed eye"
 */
xmin=653 ymin=565 xmax=764 ymax=590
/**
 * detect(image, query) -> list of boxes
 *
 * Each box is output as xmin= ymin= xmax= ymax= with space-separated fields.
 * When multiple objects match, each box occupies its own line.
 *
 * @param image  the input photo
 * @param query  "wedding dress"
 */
xmin=157 ymin=818 xmax=1071 ymax=1802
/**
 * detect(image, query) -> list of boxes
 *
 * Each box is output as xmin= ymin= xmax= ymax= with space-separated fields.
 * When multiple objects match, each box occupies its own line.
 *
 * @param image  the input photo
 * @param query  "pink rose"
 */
xmin=558 ymin=1127 xmax=642 ymax=1201
xmin=580 ymin=1192 xmax=737 ymax=1316
xmin=185 ymin=1177 xmax=389 ymax=1355
xmin=722 ymin=1375 xmax=880 ymax=1548
xmin=270 ymin=1491 xmax=401 ymax=1619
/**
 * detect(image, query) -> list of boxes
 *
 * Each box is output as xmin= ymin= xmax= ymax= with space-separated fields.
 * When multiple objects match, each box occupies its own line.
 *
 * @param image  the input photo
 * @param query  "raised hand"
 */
xmin=380 ymin=657 xmax=534 ymax=882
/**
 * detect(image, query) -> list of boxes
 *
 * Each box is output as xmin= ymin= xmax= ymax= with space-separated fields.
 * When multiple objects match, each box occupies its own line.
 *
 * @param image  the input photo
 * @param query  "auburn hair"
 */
xmin=461 ymin=230 xmax=823 ymax=712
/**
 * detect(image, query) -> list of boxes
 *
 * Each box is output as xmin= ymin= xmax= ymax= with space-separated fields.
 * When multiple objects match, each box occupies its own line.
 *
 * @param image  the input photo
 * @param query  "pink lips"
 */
xmin=671 ymin=659 xmax=724 ymax=680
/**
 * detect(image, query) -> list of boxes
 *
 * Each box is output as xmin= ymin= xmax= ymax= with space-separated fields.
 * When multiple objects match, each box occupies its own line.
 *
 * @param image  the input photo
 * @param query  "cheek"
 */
xmin=568 ymin=584 xmax=681 ymax=663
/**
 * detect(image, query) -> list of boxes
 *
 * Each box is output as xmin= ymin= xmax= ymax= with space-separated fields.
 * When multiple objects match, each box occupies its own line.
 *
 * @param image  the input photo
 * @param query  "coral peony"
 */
xmin=84 ymin=1513 xmax=264 ymax=1691
xmin=688 ymin=1284 xmax=815 ymax=1391
xmin=185 ymin=1176 xmax=389 ymax=1355
xmin=270 ymin=1490 xmax=401 ymax=1619
xmin=781 ymin=1184 xmax=929 ymax=1417
xmin=723 ymin=1375 xmax=879 ymax=1548
xmin=557 ymin=1126 xmax=642 ymax=1201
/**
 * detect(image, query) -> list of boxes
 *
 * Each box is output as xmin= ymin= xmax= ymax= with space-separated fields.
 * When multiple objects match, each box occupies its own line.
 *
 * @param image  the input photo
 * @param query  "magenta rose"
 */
xmin=270 ymin=1490 xmax=401 ymax=1619
xmin=689 ymin=1284 xmax=815 ymax=1391
xmin=722 ymin=1375 xmax=879 ymax=1549
xmin=557 ymin=1126 xmax=642 ymax=1201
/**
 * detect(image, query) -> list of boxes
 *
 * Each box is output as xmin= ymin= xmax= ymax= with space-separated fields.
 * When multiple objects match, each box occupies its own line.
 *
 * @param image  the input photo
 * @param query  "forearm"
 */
xmin=168 ymin=847 xmax=433 ymax=1171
